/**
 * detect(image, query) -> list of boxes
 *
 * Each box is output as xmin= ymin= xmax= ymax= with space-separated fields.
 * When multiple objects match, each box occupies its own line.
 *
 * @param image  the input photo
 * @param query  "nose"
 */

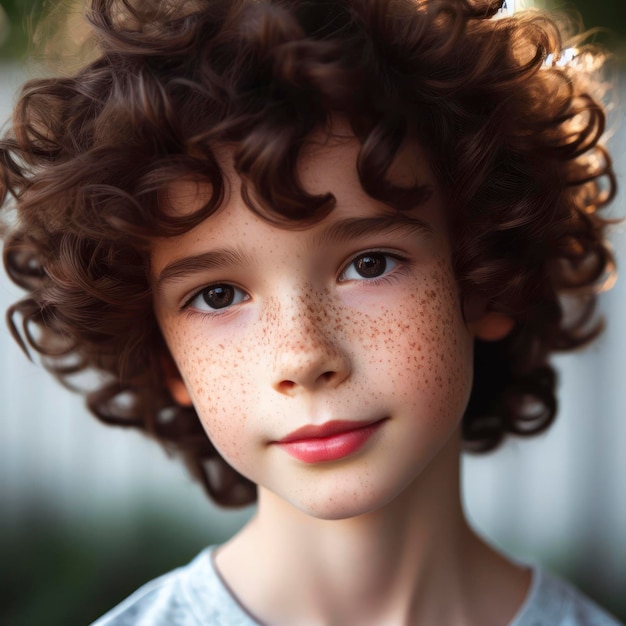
xmin=270 ymin=297 xmax=352 ymax=396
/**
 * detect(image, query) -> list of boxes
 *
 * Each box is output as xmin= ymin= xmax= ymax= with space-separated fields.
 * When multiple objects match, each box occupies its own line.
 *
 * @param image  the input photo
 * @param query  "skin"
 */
xmin=152 ymin=127 xmax=526 ymax=626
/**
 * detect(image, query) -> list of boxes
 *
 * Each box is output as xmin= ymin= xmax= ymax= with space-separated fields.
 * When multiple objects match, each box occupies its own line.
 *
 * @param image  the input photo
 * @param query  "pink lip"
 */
xmin=274 ymin=419 xmax=385 ymax=464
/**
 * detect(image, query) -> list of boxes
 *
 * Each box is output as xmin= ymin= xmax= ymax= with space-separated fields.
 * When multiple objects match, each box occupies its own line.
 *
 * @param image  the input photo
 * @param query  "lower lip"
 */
xmin=276 ymin=421 xmax=384 ymax=464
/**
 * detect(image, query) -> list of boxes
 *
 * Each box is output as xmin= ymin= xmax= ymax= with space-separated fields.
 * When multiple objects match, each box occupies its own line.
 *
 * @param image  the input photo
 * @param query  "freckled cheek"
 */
xmin=346 ymin=267 xmax=473 ymax=422
xmin=162 ymin=323 xmax=262 ymax=464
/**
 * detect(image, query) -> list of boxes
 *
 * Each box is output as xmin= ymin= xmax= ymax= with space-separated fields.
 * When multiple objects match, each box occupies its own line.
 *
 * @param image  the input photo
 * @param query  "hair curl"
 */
xmin=0 ymin=0 xmax=616 ymax=506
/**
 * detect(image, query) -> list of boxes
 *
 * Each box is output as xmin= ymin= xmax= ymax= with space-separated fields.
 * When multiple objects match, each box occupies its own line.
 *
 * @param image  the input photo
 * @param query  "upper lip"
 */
xmin=276 ymin=419 xmax=383 ymax=443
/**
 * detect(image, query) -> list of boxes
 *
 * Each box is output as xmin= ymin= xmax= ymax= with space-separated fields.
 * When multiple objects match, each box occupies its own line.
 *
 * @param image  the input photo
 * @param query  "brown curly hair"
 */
xmin=0 ymin=0 xmax=616 ymax=506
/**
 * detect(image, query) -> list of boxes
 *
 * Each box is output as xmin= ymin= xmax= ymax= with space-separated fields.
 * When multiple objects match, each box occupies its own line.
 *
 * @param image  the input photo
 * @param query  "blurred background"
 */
xmin=0 ymin=1 xmax=625 ymax=624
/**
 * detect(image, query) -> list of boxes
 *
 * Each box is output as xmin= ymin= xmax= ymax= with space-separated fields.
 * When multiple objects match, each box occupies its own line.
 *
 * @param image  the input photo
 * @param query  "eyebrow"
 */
xmin=156 ymin=248 xmax=251 ymax=290
xmin=309 ymin=213 xmax=433 ymax=249
xmin=155 ymin=213 xmax=433 ymax=290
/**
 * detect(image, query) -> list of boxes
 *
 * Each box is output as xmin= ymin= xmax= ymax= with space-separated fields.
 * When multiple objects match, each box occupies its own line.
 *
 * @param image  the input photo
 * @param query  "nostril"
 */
xmin=275 ymin=371 xmax=336 ymax=394
xmin=277 ymin=380 xmax=296 ymax=393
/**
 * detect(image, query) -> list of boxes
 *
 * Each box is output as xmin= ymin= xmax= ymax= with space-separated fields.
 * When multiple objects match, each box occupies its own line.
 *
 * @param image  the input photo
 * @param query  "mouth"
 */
xmin=273 ymin=418 xmax=386 ymax=464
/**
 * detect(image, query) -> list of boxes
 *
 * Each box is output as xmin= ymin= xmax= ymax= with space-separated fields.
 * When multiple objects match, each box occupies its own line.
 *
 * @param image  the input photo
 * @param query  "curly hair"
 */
xmin=0 ymin=0 xmax=616 ymax=506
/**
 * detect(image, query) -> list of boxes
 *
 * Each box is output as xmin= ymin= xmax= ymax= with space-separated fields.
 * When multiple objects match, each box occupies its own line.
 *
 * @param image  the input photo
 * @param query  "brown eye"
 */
xmin=203 ymin=285 xmax=235 ymax=308
xmin=340 ymin=252 xmax=399 ymax=283
xmin=187 ymin=283 xmax=248 ymax=312
xmin=353 ymin=253 xmax=387 ymax=278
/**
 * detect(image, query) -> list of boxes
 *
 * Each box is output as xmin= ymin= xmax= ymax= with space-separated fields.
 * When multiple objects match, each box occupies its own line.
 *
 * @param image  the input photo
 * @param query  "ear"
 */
xmin=463 ymin=294 xmax=515 ymax=341
xmin=467 ymin=312 xmax=515 ymax=341
xmin=160 ymin=354 xmax=193 ymax=407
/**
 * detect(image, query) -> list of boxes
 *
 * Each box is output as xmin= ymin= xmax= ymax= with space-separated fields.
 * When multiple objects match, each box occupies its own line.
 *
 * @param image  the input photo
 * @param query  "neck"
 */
xmin=215 ymin=435 xmax=528 ymax=626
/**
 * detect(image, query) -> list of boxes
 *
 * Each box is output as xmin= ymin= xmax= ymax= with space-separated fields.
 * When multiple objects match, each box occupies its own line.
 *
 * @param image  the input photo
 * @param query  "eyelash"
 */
xmin=338 ymin=251 xmax=408 ymax=285
xmin=181 ymin=251 xmax=409 ymax=315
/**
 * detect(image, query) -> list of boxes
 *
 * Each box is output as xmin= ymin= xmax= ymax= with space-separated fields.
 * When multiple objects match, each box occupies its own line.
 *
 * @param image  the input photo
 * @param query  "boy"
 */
xmin=0 ymin=0 xmax=622 ymax=624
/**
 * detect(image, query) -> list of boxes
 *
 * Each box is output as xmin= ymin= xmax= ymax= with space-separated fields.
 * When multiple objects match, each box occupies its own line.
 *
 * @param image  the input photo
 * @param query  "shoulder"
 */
xmin=511 ymin=566 xmax=623 ymax=626
xmin=89 ymin=546 xmax=258 ymax=626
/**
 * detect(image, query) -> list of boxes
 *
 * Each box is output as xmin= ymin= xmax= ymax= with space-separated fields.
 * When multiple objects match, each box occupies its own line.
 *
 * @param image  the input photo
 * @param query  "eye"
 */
xmin=186 ymin=283 xmax=249 ymax=311
xmin=340 ymin=252 xmax=399 ymax=281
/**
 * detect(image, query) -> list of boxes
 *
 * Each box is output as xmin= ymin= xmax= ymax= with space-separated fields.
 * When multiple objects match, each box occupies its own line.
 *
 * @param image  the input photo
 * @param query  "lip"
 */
xmin=274 ymin=419 xmax=385 ymax=464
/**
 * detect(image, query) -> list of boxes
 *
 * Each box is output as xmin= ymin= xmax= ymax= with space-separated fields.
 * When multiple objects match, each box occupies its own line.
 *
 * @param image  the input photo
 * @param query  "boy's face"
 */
xmin=152 ymin=131 xmax=481 ymax=520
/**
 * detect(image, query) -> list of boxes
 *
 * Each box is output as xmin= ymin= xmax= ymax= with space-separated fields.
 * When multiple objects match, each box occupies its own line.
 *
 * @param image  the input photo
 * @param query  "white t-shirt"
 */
xmin=90 ymin=546 xmax=623 ymax=625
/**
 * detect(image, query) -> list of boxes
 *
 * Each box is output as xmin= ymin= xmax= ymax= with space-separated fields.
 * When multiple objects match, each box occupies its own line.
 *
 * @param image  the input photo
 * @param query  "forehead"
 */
xmin=161 ymin=122 xmax=435 ymax=219
xmin=150 ymin=130 xmax=449 ymax=292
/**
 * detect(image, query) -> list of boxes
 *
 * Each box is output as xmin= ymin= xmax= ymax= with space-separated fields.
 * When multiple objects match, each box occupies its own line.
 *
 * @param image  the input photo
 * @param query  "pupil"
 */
xmin=204 ymin=285 xmax=234 ymax=309
xmin=356 ymin=254 xmax=385 ymax=278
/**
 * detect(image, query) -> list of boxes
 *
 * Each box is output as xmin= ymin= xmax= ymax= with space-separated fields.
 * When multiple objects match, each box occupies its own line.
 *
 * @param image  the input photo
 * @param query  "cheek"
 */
xmin=162 ymin=324 xmax=256 ymax=465
xmin=346 ymin=260 xmax=473 ymax=423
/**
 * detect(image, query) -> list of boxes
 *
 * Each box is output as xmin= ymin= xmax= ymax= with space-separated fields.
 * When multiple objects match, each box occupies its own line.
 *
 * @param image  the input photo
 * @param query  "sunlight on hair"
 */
xmin=496 ymin=0 xmax=516 ymax=18
xmin=495 ymin=0 xmax=538 ymax=18
xmin=544 ymin=47 xmax=578 ymax=67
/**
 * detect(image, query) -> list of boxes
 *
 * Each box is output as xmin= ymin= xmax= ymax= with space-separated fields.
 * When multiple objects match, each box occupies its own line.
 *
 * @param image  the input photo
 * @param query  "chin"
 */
xmin=279 ymin=476 xmax=411 ymax=522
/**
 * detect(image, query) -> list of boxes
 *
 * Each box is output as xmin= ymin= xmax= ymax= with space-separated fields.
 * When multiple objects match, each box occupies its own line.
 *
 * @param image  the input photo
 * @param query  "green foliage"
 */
xmin=0 ymin=509 xmax=220 ymax=626
xmin=559 ymin=1 xmax=626 ymax=38
xmin=0 ymin=0 xmax=45 ymax=59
